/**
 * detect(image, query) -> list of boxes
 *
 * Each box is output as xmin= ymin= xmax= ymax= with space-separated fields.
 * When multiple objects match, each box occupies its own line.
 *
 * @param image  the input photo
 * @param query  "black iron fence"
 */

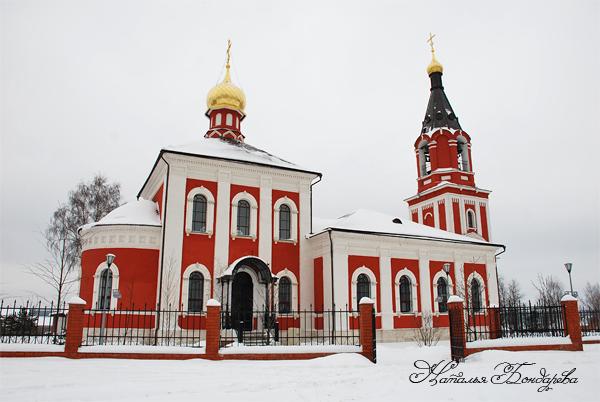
xmin=81 ymin=305 xmax=206 ymax=347
xmin=220 ymin=306 xmax=360 ymax=348
xmin=0 ymin=300 xmax=68 ymax=344
xmin=465 ymin=303 xmax=567 ymax=342
xmin=580 ymin=308 xmax=600 ymax=336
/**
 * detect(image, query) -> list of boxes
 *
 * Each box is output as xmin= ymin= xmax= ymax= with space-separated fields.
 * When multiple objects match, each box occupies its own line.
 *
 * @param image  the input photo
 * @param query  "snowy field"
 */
xmin=1 ymin=342 xmax=598 ymax=402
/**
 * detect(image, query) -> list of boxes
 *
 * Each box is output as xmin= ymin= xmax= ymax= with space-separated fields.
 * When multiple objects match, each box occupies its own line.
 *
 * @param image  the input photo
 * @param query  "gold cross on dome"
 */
xmin=226 ymin=39 xmax=232 ymax=68
xmin=427 ymin=32 xmax=436 ymax=54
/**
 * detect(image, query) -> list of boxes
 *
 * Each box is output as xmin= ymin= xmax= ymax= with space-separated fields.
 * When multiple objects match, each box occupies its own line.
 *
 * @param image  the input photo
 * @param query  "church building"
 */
xmin=78 ymin=40 xmax=504 ymax=340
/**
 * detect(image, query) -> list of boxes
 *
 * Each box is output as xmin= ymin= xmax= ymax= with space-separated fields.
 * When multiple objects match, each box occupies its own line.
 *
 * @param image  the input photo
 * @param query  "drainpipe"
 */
xmin=328 ymin=229 xmax=336 ymax=338
xmin=154 ymin=153 xmax=170 ymax=342
xmin=494 ymin=245 xmax=506 ymax=306
xmin=309 ymin=175 xmax=322 ymax=233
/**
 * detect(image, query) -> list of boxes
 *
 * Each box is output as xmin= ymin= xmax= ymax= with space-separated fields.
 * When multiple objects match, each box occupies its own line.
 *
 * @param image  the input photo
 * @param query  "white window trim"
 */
xmin=181 ymin=263 xmax=212 ymax=314
xmin=226 ymin=113 xmax=233 ymax=126
xmin=432 ymin=270 xmax=454 ymax=314
xmin=185 ymin=187 xmax=215 ymax=236
xmin=275 ymin=269 xmax=299 ymax=314
xmin=466 ymin=208 xmax=477 ymax=230
xmin=273 ymin=197 xmax=298 ymax=244
xmin=92 ymin=262 xmax=120 ymax=310
xmin=351 ymin=266 xmax=378 ymax=311
xmin=215 ymin=113 xmax=222 ymax=125
xmin=394 ymin=268 xmax=419 ymax=316
xmin=466 ymin=271 xmax=487 ymax=309
xmin=231 ymin=191 xmax=258 ymax=240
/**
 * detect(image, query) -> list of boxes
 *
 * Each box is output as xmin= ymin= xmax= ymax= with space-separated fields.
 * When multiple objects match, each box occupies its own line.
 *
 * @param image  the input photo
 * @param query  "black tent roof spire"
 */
xmin=421 ymin=34 xmax=462 ymax=134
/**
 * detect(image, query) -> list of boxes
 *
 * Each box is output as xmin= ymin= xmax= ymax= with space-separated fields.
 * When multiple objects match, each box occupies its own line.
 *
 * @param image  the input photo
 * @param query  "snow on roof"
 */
xmin=163 ymin=137 xmax=319 ymax=175
xmin=80 ymin=198 xmax=161 ymax=231
xmin=312 ymin=209 xmax=496 ymax=246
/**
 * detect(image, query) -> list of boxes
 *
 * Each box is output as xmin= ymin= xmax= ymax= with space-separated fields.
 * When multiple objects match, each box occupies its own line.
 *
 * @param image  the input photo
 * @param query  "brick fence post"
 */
xmin=65 ymin=297 xmax=87 ymax=357
xmin=488 ymin=305 xmax=502 ymax=339
xmin=205 ymin=299 xmax=221 ymax=359
xmin=447 ymin=296 xmax=466 ymax=360
xmin=359 ymin=297 xmax=376 ymax=363
xmin=561 ymin=294 xmax=583 ymax=351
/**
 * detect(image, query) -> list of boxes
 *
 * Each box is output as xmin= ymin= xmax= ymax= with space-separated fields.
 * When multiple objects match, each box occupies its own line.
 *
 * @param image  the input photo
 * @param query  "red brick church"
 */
xmin=78 ymin=40 xmax=504 ymax=340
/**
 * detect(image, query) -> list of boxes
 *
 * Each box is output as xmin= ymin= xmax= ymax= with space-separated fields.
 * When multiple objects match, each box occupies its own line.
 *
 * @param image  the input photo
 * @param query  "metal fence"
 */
xmin=0 ymin=300 xmax=68 ymax=344
xmin=580 ymin=308 xmax=600 ymax=336
xmin=220 ymin=306 xmax=360 ymax=348
xmin=465 ymin=303 xmax=567 ymax=342
xmin=81 ymin=305 xmax=206 ymax=347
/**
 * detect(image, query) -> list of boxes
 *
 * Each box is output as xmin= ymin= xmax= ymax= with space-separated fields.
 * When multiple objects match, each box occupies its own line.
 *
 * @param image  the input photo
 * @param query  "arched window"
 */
xmin=237 ymin=200 xmax=250 ymax=236
xmin=192 ymin=194 xmax=207 ymax=232
xmin=278 ymin=276 xmax=291 ymax=313
xmin=226 ymin=113 xmax=233 ymax=126
xmin=471 ymin=279 xmax=482 ymax=312
xmin=399 ymin=276 xmax=412 ymax=313
xmin=188 ymin=272 xmax=204 ymax=312
xmin=457 ymin=137 xmax=470 ymax=172
xmin=356 ymin=274 xmax=371 ymax=309
xmin=98 ymin=269 xmax=113 ymax=310
xmin=467 ymin=210 xmax=477 ymax=230
xmin=437 ymin=277 xmax=448 ymax=313
xmin=215 ymin=113 xmax=222 ymax=125
xmin=279 ymin=204 xmax=291 ymax=240
xmin=418 ymin=142 xmax=431 ymax=176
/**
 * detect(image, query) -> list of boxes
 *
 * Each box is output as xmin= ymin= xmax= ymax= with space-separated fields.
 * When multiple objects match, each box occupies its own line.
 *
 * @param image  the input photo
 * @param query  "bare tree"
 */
xmin=582 ymin=282 xmax=600 ymax=310
xmin=413 ymin=312 xmax=441 ymax=347
xmin=506 ymin=279 xmax=524 ymax=306
xmin=532 ymin=274 xmax=563 ymax=305
xmin=27 ymin=174 xmax=120 ymax=304
xmin=27 ymin=206 xmax=79 ymax=308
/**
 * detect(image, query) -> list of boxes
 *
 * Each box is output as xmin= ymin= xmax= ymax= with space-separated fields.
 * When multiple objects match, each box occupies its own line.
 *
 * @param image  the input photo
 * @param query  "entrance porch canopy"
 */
xmin=217 ymin=256 xmax=276 ymax=284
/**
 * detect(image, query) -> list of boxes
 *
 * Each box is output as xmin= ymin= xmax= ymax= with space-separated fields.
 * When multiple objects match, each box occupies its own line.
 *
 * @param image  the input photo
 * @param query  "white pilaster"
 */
xmin=418 ymin=251 xmax=432 ymax=325
xmin=454 ymin=254 xmax=466 ymax=299
xmin=486 ymin=254 xmax=499 ymax=305
xmin=418 ymin=207 xmax=423 ymax=224
xmin=160 ymin=164 xmax=186 ymax=309
xmin=213 ymin=170 xmax=231 ymax=282
xmin=458 ymin=197 xmax=466 ymax=235
xmin=476 ymin=202 xmax=483 ymax=236
xmin=445 ymin=195 xmax=454 ymax=232
xmin=298 ymin=183 xmax=313 ymax=310
xmin=332 ymin=240 xmax=349 ymax=310
xmin=258 ymin=176 xmax=272 ymax=265
xmin=379 ymin=248 xmax=393 ymax=330
xmin=433 ymin=200 xmax=440 ymax=230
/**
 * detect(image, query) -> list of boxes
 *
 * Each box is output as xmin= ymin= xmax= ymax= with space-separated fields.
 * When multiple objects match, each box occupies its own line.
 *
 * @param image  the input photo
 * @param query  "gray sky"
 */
xmin=1 ymin=0 xmax=599 ymax=301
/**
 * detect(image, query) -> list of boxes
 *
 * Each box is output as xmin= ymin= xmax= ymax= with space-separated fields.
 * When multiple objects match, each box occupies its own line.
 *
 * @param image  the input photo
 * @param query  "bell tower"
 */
xmin=405 ymin=35 xmax=492 ymax=241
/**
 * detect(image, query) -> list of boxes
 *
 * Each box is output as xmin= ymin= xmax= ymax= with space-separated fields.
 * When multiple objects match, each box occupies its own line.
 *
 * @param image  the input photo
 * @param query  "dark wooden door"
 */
xmin=231 ymin=272 xmax=253 ymax=331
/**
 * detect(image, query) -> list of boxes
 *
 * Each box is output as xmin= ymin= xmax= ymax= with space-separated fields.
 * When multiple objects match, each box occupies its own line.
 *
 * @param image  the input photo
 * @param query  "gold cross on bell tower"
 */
xmin=427 ymin=33 xmax=436 ymax=55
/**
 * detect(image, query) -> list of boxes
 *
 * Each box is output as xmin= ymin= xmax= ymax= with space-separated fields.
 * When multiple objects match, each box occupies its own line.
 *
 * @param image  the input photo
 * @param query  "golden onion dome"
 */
xmin=426 ymin=33 xmax=444 ymax=75
xmin=206 ymin=40 xmax=246 ymax=113
xmin=427 ymin=55 xmax=444 ymax=75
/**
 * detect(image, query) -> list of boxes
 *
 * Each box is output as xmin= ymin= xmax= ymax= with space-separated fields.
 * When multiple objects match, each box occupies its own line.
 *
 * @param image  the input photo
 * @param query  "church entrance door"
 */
xmin=231 ymin=271 xmax=253 ymax=331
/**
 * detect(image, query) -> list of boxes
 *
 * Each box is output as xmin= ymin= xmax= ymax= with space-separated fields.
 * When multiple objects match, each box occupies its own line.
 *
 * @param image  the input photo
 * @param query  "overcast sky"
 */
xmin=1 ymin=0 xmax=598 ymax=302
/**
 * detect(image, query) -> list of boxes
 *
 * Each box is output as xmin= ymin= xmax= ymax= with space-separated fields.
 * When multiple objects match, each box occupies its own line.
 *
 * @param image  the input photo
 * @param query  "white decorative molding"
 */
xmin=275 ymin=268 xmax=299 ymax=311
xmin=184 ymin=186 xmax=216 ymax=237
xmin=230 ymin=191 xmax=259 ymax=240
xmin=393 ymin=268 xmax=419 ymax=315
xmin=81 ymin=225 xmax=161 ymax=252
xmin=181 ymin=263 xmax=212 ymax=313
xmin=432 ymin=269 xmax=454 ymax=314
xmin=91 ymin=262 xmax=120 ymax=310
xmin=273 ymin=196 xmax=299 ymax=244
xmin=466 ymin=270 xmax=487 ymax=308
xmin=350 ymin=266 xmax=378 ymax=310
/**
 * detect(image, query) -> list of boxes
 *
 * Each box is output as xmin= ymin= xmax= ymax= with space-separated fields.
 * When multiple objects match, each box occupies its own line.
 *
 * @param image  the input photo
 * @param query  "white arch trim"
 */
xmin=466 ymin=271 xmax=487 ymax=308
xmin=351 ymin=266 xmax=378 ymax=311
xmin=275 ymin=269 xmax=299 ymax=312
xmin=231 ymin=191 xmax=258 ymax=239
xmin=466 ymin=208 xmax=477 ymax=230
xmin=394 ymin=268 xmax=419 ymax=315
xmin=92 ymin=262 xmax=120 ymax=310
xmin=273 ymin=196 xmax=299 ymax=243
xmin=181 ymin=263 xmax=212 ymax=313
xmin=185 ymin=187 xmax=216 ymax=236
xmin=432 ymin=269 xmax=454 ymax=314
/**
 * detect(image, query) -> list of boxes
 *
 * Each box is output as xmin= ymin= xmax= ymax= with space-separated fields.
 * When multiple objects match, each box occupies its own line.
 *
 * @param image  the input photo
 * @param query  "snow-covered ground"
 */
xmin=1 ymin=342 xmax=598 ymax=402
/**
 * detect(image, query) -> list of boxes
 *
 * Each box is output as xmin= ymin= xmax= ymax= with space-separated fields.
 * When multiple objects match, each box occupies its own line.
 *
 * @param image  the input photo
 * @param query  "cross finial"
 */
xmin=226 ymin=39 xmax=232 ymax=69
xmin=427 ymin=33 xmax=436 ymax=54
